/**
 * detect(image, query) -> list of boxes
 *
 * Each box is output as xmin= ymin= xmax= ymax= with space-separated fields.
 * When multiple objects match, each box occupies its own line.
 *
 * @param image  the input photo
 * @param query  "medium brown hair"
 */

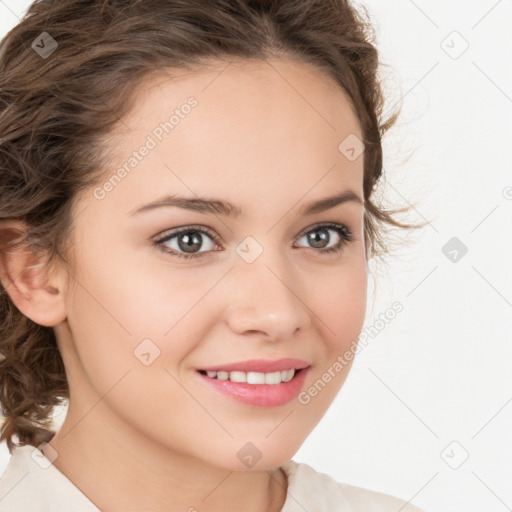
xmin=0 ymin=0 xmax=423 ymax=453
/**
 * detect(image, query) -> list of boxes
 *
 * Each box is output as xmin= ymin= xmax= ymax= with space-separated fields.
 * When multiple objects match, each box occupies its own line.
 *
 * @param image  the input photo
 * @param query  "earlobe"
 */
xmin=0 ymin=219 xmax=67 ymax=327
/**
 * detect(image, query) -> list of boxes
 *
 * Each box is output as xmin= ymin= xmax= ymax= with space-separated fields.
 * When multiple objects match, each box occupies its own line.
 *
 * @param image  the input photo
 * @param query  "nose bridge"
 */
xmin=224 ymin=242 xmax=311 ymax=339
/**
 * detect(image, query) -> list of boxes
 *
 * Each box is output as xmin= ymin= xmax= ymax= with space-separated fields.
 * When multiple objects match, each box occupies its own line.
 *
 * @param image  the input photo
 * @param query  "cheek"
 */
xmin=64 ymin=265 xmax=210 ymax=442
xmin=69 ymin=250 xmax=209 ymax=350
xmin=64 ymin=251 xmax=225 ymax=410
xmin=309 ymin=257 xmax=367 ymax=353
xmin=293 ymin=266 xmax=366 ymax=430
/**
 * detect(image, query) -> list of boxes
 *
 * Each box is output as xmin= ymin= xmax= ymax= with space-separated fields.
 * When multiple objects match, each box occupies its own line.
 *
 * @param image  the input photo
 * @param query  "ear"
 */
xmin=0 ymin=219 xmax=67 ymax=327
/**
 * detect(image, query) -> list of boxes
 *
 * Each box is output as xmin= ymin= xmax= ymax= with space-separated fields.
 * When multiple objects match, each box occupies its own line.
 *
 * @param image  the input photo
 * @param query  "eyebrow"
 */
xmin=129 ymin=190 xmax=363 ymax=218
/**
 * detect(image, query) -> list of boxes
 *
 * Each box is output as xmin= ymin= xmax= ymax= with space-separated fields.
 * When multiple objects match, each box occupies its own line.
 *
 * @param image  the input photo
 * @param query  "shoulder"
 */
xmin=280 ymin=459 xmax=427 ymax=512
xmin=0 ymin=444 xmax=100 ymax=512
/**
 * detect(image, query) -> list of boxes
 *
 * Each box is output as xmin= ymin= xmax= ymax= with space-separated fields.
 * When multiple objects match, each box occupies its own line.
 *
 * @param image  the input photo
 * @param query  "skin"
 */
xmin=0 ymin=57 xmax=367 ymax=511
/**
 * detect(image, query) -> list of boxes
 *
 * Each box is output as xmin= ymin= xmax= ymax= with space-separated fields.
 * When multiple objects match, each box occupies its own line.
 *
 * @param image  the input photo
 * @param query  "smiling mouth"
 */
xmin=197 ymin=368 xmax=305 ymax=385
xmin=196 ymin=365 xmax=311 ymax=408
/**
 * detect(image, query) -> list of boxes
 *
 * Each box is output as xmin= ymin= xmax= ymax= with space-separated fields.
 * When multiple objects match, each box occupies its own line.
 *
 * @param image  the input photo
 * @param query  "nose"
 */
xmin=223 ymin=253 xmax=312 ymax=342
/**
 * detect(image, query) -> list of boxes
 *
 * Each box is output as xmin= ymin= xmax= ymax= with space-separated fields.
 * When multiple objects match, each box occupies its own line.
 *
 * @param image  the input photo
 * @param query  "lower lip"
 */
xmin=196 ymin=367 xmax=310 ymax=408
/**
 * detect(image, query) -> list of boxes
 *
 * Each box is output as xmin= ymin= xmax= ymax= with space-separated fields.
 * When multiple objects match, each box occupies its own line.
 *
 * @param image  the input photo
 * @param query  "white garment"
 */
xmin=0 ymin=444 xmax=426 ymax=511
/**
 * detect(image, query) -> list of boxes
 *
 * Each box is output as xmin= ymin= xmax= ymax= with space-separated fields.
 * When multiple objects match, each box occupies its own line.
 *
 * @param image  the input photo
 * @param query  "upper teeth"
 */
xmin=205 ymin=369 xmax=296 ymax=384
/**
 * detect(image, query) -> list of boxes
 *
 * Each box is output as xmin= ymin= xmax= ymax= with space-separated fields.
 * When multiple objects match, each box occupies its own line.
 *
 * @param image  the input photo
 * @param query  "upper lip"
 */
xmin=198 ymin=358 xmax=311 ymax=373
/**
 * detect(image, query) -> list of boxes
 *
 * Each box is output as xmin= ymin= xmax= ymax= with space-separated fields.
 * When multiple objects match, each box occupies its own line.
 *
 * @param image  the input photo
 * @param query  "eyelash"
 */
xmin=153 ymin=222 xmax=355 ymax=260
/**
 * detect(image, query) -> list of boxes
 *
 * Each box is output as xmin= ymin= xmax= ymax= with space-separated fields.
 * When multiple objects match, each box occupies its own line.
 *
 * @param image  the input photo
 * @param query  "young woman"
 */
xmin=0 ymin=0 xmax=427 ymax=510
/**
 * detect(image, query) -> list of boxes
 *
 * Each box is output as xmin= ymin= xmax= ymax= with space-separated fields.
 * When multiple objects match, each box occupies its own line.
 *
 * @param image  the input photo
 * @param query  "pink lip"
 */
xmin=198 ymin=358 xmax=310 ymax=373
xmin=196 ymin=364 xmax=311 ymax=408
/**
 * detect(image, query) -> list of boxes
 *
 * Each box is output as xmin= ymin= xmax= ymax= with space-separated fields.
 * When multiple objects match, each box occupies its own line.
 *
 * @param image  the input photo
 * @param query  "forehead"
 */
xmin=87 ymin=57 xmax=364 ymax=219
xmin=122 ymin=57 xmax=362 ymax=137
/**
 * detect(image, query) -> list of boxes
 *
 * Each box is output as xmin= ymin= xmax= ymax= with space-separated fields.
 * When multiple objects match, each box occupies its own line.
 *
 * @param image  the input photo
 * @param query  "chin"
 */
xmin=205 ymin=435 xmax=306 ymax=472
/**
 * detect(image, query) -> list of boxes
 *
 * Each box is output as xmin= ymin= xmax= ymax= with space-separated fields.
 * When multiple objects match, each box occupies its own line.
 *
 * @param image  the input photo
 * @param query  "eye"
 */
xmin=294 ymin=222 xmax=354 ymax=255
xmin=153 ymin=225 xmax=219 ymax=260
xmin=153 ymin=222 xmax=355 ymax=260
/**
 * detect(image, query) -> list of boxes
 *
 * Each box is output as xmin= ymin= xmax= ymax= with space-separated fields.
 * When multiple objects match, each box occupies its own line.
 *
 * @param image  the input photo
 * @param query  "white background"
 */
xmin=0 ymin=1 xmax=511 ymax=511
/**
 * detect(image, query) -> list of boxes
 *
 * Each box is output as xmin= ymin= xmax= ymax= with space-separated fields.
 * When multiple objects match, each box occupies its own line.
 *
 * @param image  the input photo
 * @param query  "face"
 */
xmin=57 ymin=57 xmax=367 ymax=470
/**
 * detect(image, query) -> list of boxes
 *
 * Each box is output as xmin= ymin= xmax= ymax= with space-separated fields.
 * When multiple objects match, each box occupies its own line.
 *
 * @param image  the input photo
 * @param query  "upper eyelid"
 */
xmin=154 ymin=224 xmax=219 ymax=243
